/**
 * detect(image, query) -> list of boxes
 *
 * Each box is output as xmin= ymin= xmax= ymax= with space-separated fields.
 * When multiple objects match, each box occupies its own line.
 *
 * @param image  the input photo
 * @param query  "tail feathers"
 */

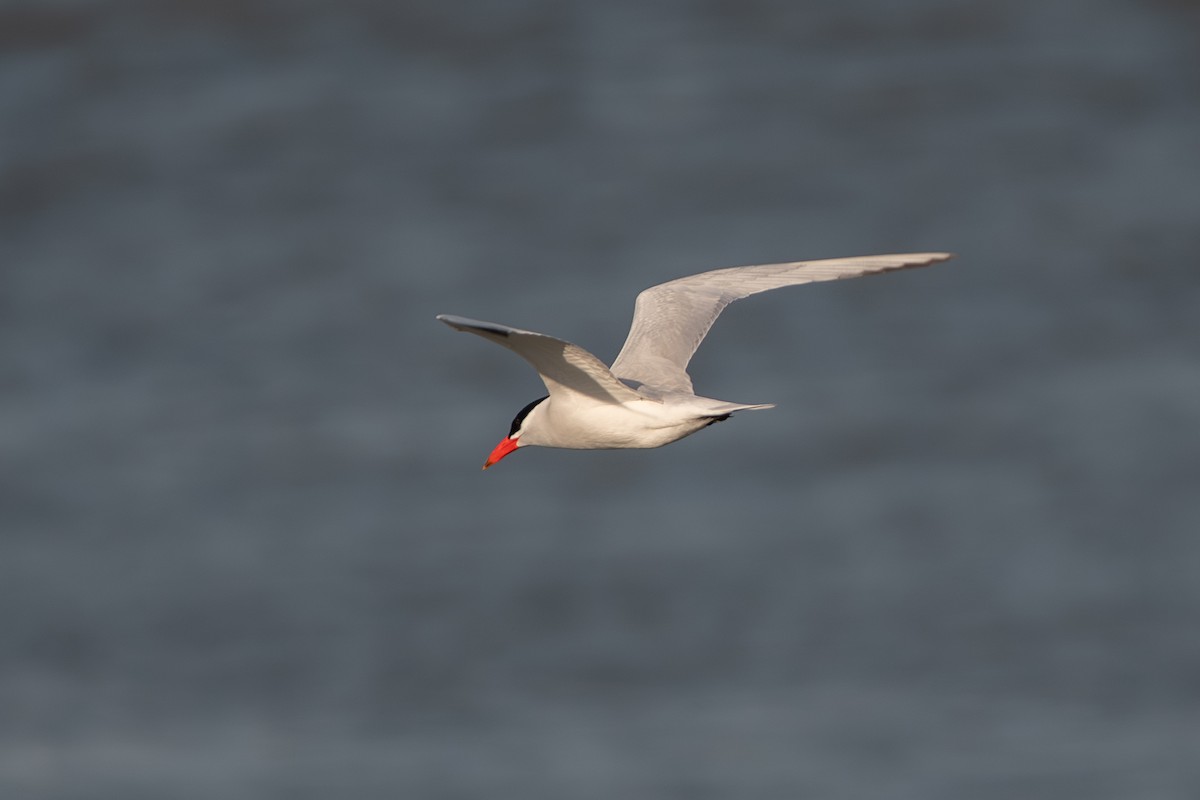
xmin=706 ymin=402 xmax=775 ymax=415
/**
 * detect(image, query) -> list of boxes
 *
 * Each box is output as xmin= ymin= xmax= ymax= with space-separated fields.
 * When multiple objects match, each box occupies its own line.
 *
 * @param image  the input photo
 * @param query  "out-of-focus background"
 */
xmin=3 ymin=1 xmax=1199 ymax=797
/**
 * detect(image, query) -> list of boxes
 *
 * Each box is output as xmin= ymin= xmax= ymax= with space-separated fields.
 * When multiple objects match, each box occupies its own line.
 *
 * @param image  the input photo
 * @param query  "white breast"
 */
xmin=524 ymin=396 xmax=716 ymax=450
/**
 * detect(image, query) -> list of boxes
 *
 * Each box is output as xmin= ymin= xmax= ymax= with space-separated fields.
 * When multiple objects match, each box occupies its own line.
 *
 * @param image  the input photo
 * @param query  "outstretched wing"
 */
xmin=437 ymin=314 xmax=643 ymax=404
xmin=609 ymin=252 xmax=953 ymax=393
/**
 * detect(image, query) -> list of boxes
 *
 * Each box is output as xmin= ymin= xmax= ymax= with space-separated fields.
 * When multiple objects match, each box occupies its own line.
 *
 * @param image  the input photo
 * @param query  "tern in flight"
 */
xmin=439 ymin=252 xmax=952 ymax=468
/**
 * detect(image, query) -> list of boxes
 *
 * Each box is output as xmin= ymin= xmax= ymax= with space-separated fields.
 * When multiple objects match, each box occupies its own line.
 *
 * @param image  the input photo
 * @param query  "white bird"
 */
xmin=439 ymin=252 xmax=952 ymax=469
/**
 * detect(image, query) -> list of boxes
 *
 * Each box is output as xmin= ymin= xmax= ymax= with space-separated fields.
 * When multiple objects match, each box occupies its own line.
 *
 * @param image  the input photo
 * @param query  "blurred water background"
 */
xmin=3 ymin=0 xmax=1200 ymax=797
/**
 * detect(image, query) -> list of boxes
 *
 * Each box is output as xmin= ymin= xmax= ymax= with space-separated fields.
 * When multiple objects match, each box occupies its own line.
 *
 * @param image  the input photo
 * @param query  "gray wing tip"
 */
xmin=884 ymin=251 xmax=954 ymax=265
xmin=861 ymin=251 xmax=955 ymax=272
xmin=908 ymin=251 xmax=953 ymax=268
xmin=838 ymin=251 xmax=954 ymax=264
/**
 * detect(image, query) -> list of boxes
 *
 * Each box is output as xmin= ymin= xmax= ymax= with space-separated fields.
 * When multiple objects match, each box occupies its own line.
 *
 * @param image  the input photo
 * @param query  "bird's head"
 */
xmin=482 ymin=395 xmax=548 ymax=470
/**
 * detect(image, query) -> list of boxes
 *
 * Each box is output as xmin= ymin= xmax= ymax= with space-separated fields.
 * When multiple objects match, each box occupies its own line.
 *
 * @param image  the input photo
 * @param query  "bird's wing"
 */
xmin=609 ymin=252 xmax=953 ymax=393
xmin=437 ymin=314 xmax=643 ymax=404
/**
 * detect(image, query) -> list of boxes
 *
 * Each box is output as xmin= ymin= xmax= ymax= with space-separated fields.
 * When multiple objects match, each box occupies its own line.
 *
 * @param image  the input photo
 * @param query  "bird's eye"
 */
xmin=509 ymin=395 xmax=548 ymax=437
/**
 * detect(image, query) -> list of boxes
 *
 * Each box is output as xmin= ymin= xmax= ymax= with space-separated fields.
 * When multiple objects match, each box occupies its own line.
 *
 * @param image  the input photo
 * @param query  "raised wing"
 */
xmin=437 ymin=314 xmax=643 ymax=404
xmin=610 ymin=252 xmax=953 ymax=393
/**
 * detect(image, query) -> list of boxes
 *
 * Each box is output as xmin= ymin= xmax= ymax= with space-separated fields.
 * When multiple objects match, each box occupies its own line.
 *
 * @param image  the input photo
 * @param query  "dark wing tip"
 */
xmin=436 ymin=314 xmax=511 ymax=337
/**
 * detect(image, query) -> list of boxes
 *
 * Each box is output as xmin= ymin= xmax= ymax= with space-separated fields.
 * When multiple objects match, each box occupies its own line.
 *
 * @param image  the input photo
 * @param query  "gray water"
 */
xmin=3 ymin=1 xmax=1200 ymax=797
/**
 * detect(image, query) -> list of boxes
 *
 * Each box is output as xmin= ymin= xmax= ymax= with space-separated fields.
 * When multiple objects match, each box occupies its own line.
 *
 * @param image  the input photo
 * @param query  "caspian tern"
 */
xmin=439 ymin=252 xmax=952 ymax=468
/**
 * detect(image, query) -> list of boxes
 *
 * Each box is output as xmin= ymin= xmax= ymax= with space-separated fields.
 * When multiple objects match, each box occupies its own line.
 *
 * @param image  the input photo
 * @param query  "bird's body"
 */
xmin=514 ymin=389 xmax=770 ymax=451
xmin=438 ymin=252 xmax=952 ymax=468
